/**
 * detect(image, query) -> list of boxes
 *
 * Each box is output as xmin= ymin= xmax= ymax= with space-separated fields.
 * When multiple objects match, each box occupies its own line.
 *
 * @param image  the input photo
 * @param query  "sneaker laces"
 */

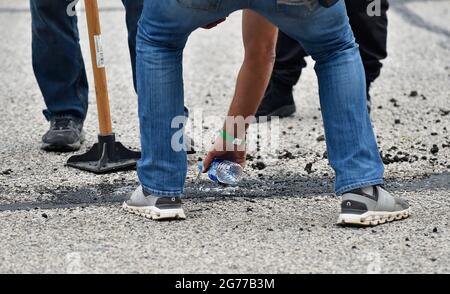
xmin=53 ymin=117 xmax=73 ymax=130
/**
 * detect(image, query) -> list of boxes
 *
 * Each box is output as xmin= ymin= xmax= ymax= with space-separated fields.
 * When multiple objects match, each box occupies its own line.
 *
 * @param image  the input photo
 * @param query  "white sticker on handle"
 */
xmin=94 ymin=35 xmax=105 ymax=68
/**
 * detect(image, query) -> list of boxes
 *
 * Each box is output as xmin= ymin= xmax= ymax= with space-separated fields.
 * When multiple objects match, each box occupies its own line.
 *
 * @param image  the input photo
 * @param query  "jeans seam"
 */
xmin=336 ymin=178 xmax=384 ymax=196
xmin=141 ymin=184 xmax=183 ymax=197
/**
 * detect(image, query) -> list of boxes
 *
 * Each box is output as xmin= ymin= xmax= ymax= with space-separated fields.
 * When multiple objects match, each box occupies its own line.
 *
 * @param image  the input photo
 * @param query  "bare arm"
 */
xmin=203 ymin=10 xmax=278 ymax=170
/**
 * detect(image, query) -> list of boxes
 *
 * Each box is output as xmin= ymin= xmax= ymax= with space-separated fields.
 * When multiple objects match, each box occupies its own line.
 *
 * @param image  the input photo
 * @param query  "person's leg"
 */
xmin=124 ymin=0 xmax=240 ymax=219
xmin=30 ymin=0 xmax=88 ymax=121
xmin=122 ymin=0 xmax=195 ymax=153
xmin=254 ymin=0 xmax=408 ymax=226
xmin=346 ymin=0 xmax=389 ymax=110
xmin=255 ymin=31 xmax=308 ymax=119
xmin=254 ymin=0 xmax=384 ymax=194
xmin=258 ymin=0 xmax=389 ymax=118
xmin=30 ymin=0 xmax=87 ymax=151
xmin=127 ymin=0 xmax=235 ymax=211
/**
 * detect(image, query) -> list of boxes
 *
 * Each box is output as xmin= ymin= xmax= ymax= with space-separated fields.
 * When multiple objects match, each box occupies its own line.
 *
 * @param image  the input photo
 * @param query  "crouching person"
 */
xmin=123 ymin=0 xmax=410 ymax=226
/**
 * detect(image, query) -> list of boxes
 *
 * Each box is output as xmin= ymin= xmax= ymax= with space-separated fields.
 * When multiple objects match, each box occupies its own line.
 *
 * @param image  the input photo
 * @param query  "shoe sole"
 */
xmin=41 ymin=142 xmax=82 ymax=152
xmin=41 ymin=131 xmax=85 ymax=152
xmin=255 ymin=104 xmax=296 ymax=122
xmin=337 ymin=208 xmax=411 ymax=226
xmin=122 ymin=202 xmax=186 ymax=220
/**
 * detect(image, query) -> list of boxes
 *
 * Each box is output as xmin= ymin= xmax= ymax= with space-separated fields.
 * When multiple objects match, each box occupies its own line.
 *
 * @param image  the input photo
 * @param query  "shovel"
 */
xmin=67 ymin=0 xmax=141 ymax=173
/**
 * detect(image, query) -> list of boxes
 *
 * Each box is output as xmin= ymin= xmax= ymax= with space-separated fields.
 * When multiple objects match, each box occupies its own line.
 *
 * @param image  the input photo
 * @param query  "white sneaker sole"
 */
xmin=122 ymin=202 xmax=186 ymax=220
xmin=337 ymin=208 xmax=411 ymax=226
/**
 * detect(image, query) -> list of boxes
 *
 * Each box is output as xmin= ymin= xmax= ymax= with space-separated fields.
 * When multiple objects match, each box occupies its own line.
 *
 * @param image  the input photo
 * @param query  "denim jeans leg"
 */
xmin=136 ymin=0 xmax=236 ymax=196
xmin=253 ymin=0 xmax=385 ymax=195
xmin=30 ymin=0 xmax=88 ymax=121
xmin=122 ymin=0 xmax=191 ymax=125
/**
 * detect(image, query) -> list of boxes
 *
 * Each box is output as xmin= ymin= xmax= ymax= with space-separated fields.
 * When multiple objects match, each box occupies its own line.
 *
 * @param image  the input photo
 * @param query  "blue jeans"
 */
xmin=30 ymin=0 xmax=143 ymax=121
xmin=136 ymin=0 xmax=385 ymax=196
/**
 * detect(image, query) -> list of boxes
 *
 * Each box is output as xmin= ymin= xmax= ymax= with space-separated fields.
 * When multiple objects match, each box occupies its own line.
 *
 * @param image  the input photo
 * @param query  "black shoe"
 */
xmin=41 ymin=116 xmax=84 ymax=152
xmin=255 ymin=81 xmax=296 ymax=121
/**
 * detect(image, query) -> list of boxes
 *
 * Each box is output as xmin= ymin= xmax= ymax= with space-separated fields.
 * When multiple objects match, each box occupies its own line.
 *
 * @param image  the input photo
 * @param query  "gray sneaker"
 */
xmin=122 ymin=186 xmax=186 ymax=220
xmin=338 ymin=185 xmax=410 ymax=226
xmin=42 ymin=116 xmax=84 ymax=152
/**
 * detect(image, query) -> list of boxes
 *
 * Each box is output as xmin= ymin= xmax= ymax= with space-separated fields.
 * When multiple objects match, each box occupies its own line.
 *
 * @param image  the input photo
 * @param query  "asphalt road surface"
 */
xmin=0 ymin=0 xmax=449 ymax=273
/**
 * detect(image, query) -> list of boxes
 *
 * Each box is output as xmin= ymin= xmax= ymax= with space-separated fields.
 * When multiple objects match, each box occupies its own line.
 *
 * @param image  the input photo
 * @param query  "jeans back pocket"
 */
xmin=177 ymin=0 xmax=222 ymax=11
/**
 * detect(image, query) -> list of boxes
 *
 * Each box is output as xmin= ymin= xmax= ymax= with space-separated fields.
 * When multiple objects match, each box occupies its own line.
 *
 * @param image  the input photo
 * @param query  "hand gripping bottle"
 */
xmin=198 ymin=159 xmax=244 ymax=186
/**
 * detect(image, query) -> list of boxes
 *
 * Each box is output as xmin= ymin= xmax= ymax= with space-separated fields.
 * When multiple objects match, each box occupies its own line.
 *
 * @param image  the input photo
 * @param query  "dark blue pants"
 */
xmin=271 ymin=0 xmax=389 ymax=96
xmin=30 ymin=0 xmax=143 ymax=121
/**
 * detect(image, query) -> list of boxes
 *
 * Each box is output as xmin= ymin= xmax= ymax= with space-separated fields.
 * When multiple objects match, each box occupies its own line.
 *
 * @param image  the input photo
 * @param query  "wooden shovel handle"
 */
xmin=84 ymin=0 xmax=112 ymax=135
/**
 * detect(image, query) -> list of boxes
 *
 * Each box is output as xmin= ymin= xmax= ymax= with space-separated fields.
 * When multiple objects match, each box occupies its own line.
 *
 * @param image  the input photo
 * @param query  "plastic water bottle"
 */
xmin=198 ymin=159 xmax=244 ymax=186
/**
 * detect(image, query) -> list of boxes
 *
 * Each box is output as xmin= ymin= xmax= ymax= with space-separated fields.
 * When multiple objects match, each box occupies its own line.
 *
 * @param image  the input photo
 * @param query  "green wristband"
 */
xmin=219 ymin=130 xmax=246 ymax=146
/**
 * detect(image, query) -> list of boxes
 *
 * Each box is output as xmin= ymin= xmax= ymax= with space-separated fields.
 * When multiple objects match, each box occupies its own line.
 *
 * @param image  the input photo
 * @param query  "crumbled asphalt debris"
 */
xmin=409 ymin=90 xmax=419 ymax=97
xmin=439 ymin=108 xmax=450 ymax=116
xmin=431 ymin=132 xmax=438 ymax=136
xmin=323 ymin=151 xmax=328 ymax=159
xmin=1 ymin=169 xmax=12 ymax=175
xmin=252 ymin=161 xmax=267 ymax=170
xmin=278 ymin=150 xmax=295 ymax=160
xmin=433 ymin=227 xmax=438 ymax=233
xmin=381 ymin=151 xmax=411 ymax=164
xmin=409 ymin=155 xmax=419 ymax=163
xmin=395 ymin=119 xmax=401 ymax=124
xmin=41 ymin=213 xmax=48 ymax=219
xmin=316 ymin=134 xmax=325 ymax=142
xmin=246 ymin=154 xmax=255 ymax=161
xmin=246 ymin=207 xmax=253 ymax=212
xmin=430 ymin=145 xmax=439 ymax=155
xmin=305 ymin=163 xmax=314 ymax=174
xmin=389 ymin=98 xmax=400 ymax=107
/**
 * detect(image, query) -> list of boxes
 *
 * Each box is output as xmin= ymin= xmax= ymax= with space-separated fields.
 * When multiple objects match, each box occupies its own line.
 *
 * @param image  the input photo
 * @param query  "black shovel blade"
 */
xmin=67 ymin=134 xmax=141 ymax=174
